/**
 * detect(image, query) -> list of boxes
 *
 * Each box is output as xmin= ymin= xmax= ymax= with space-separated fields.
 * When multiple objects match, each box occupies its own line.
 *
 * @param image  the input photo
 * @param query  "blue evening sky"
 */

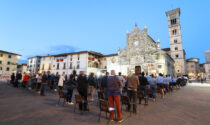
xmin=0 ymin=0 xmax=209 ymax=63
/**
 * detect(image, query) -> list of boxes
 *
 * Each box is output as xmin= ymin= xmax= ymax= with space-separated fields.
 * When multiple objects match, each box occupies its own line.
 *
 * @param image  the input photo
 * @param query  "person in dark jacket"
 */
xmin=14 ymin=72 xmax=22 ymax=87
xmin=54 ymin=72 xmax=60 ymax=91
xmin=50 ymin=73 xmax=55 ymax=90
xmin=40 ymin=72 xmax=48 ymax=96
xmin=11 ymin=73 xmax=15 ymax=86
xmin=77 ymin=71 xmax=88 ymax=111
xmin=138 ymin=72 xmax=149 ymax=105
xmin=88 ymin=73 xmax=96 ymax=101
xmin=101 ymin=72 xmax=109 ymax=100
xmin=66 ymin=72 xmax=77 ymax=105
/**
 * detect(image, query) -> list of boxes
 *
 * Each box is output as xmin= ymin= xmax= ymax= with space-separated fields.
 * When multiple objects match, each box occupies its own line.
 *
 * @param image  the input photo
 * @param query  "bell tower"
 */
xmin=166 ymin=8 xmax=186 ymax=76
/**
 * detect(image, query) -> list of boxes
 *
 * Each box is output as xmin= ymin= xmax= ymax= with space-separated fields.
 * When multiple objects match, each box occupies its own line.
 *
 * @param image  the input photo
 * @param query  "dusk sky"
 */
xmin=0 ymin=0 xmax=209 ymax=63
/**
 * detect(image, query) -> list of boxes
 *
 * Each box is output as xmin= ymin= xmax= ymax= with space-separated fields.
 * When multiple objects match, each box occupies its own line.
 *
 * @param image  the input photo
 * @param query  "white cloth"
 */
xmin=58 ymin=75 xmax=65 ymax=87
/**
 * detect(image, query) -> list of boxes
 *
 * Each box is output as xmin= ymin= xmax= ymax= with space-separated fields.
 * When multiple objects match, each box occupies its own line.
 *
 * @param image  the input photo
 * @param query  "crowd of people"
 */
xmin=10 ymin=70 xmax=187 ymax=123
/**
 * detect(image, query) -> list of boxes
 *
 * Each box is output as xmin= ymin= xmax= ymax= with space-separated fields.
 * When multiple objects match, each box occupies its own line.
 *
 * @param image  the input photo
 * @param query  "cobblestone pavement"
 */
xmin=0 ymin=82 xmax=210 ymax=125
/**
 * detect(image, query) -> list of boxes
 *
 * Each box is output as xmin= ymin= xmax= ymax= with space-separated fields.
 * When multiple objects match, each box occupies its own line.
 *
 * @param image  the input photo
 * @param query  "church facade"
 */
xmin=106 ymin=25 xmax=175 ymax=76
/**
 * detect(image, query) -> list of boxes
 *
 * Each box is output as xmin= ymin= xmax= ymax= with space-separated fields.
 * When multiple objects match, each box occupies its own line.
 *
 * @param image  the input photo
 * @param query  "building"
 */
xmin=166 ymin=8 xmax=186 ymax=76
xmin=106 ymin=25 xmax=175 ymax=76
xmin=0 ymin=50 xmax=21 ymax=75
xmin=186 ymin=58 xmax=200 ymax=78
xmin=17 ymin=63 xmax=27 ymax=74
xmin=204 ymin=63 xmax=210 ymax=80
xmin=39 ymin=51 xmax=106 ymax=76
xmin=27 ymin=56 xmax=41 ymax=74
xmin=205 ymin=50 xmax=210 ymax=63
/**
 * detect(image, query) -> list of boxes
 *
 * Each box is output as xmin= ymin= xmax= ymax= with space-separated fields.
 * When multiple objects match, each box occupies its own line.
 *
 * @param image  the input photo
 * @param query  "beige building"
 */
xmin=0 ymin=50 xmax=21 ymax=75
xmin=166 ymin=8 xmax=186 ymax=76
xmin=204 ymin=63 xmax=210 ymax=80
xmin=186 ymin=58 xmax=200 ymax=78
xmin=17 ymin=63 xmax=27 ymax=74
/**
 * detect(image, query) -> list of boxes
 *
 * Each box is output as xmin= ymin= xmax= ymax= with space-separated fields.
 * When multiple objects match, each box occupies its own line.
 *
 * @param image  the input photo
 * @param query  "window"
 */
xmin=172 ymin=29 xmax=177 ymax=36
xmin=70 ymin=62 xmax=72 ymax=69
xmin=0 ymin=54 xmax=3 ymax=57
xmin=0 ymin=67 xmax=2 ymax=70
xmin=175 ymin=47 xmax=178 ymax=51
xmin=171 ymin=19 xmax=177 ymax=25
xmin=78 ymin=54 xmax=80 ymax=60
xmin=6 ymin=67 xmax=9 ymax=71
xmin=77 ymin=62 xmax=80 ymax=69
xmin=0 ymin=60 xmax=2 ymax=64
xmin=57 ymin=63 xmax=59 ymax=69
xmin=63 ymin=63 xmax=66 ymax=69
xmin=158 ymin=65 xmax=162 ymax=69
xmin=174 ymin=39 xmax=178 ymax=43
xmin=49 ymin=64 xmax=51 ymax=70
xmin=176 ymin=54 xmax=179 ymax=58
xmin=42 ymin=64 xmax=45 ymax=70
xmin=8 ymin=55 xmax=12 ymax=58
xmin=7 ymin=61 xmax=10 ymax=65
xmin=156 ymin=54 xmax=160 ymax=60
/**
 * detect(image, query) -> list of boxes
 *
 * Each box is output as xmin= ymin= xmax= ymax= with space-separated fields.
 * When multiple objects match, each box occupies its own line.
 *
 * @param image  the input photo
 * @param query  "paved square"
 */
xmin=0 ymin=83 xmax=210 ymax=125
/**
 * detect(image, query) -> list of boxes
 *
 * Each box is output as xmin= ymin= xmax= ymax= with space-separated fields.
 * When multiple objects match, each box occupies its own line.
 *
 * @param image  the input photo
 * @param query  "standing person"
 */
xmin=101 ymin=72 xmax=109 ymax=100
xmin=11 ymin=73 xmax=15 ymax=86
xmin=40 ymin=72 xmax=48 ymax=96
xmin=88 ymin=73 xmax=96 ymax=101
xmin=118 ymin=72 xmax=125 ymax=94
xmin=50 ymin=73 xmax=55 ymax=90
xmin=36 ymin=73 xmax=42 ymax=92
xmin=54 ymin=72 xmax=60 ymax=91
xmin=150 ymin=74 xmax=157 ymax=101
xmin=107 ymin=70 xmax=123 ymax=122
xmin=171 ymin=76 xmax=177 ymax=89
xmin=156 ymin=73 xmax=164 ymax=98
xmin=126 ymin=73 xmax=139 ymax=113
xmin=77 ymin=71 xmax=88 ymax=111
xmin=22 ymin=72 xmax=28 ymax=88
xmin=66 ymin=73 xmax=77 ymax=105
xmin=163 ymin=75 xmax=169 ymax=93
xmin=15 ymin=72 xmax=22 ymax=87
xmin=138 ymin=72 xmax=149 ymax=105
xmin=58 ymin=72 xmax=65 ymax=91
xmin=28 ymin=73 xmax=33 ymax=89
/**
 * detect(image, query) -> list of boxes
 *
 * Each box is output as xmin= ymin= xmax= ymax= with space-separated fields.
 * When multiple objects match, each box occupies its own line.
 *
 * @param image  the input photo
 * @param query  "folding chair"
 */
xmin=57 ymin=90 xmax=67 ymax=106
xmin=98 ymin=99 xmax=116 ymax=123
xmin=74 ymin=94 xmax=90 ymax=112
xmin=121 ymin=95 xmax=133 ymax=115
xmin=137 ymin=91 xmax=147 ymax=104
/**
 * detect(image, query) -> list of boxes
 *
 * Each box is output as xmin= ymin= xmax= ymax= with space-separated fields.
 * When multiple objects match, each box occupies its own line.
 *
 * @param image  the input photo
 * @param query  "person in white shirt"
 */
xmin=163 ymin=75 xmax=169 ymax=93
xmin=58 ymin=72 xmax=66 ymax=90
xmin=156 ymin=73 xmax=164 ymax=98
xmin=156 ymin=73 xmax=164 ymax=87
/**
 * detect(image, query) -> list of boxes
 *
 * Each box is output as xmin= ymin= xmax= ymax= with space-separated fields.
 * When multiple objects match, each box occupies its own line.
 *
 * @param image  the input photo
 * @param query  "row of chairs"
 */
xmin=57 ymin=86 xmax=175 ymax=123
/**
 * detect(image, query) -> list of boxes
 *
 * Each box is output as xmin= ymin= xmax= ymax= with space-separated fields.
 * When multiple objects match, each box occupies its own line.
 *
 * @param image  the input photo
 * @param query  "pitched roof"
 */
xmin=0 ymin=50 xmax=21 ymax=56
xmin=162 ymin=48 xmax=170 ymax=52
xmin=104 ymin=53 xmax=118 ymax=57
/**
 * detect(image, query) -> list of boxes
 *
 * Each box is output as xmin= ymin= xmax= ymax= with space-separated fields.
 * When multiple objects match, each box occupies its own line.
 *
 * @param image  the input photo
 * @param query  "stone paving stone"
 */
xmin=0 ymin=83 xmax=210 ymax=125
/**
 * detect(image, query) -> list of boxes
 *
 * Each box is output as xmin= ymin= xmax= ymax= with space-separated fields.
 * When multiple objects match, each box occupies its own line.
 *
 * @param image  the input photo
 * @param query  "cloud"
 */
xmin=18 ymin=45 xmax=79 ymax=64
xmin=49 ymin=45 xmax=78 ymax=55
